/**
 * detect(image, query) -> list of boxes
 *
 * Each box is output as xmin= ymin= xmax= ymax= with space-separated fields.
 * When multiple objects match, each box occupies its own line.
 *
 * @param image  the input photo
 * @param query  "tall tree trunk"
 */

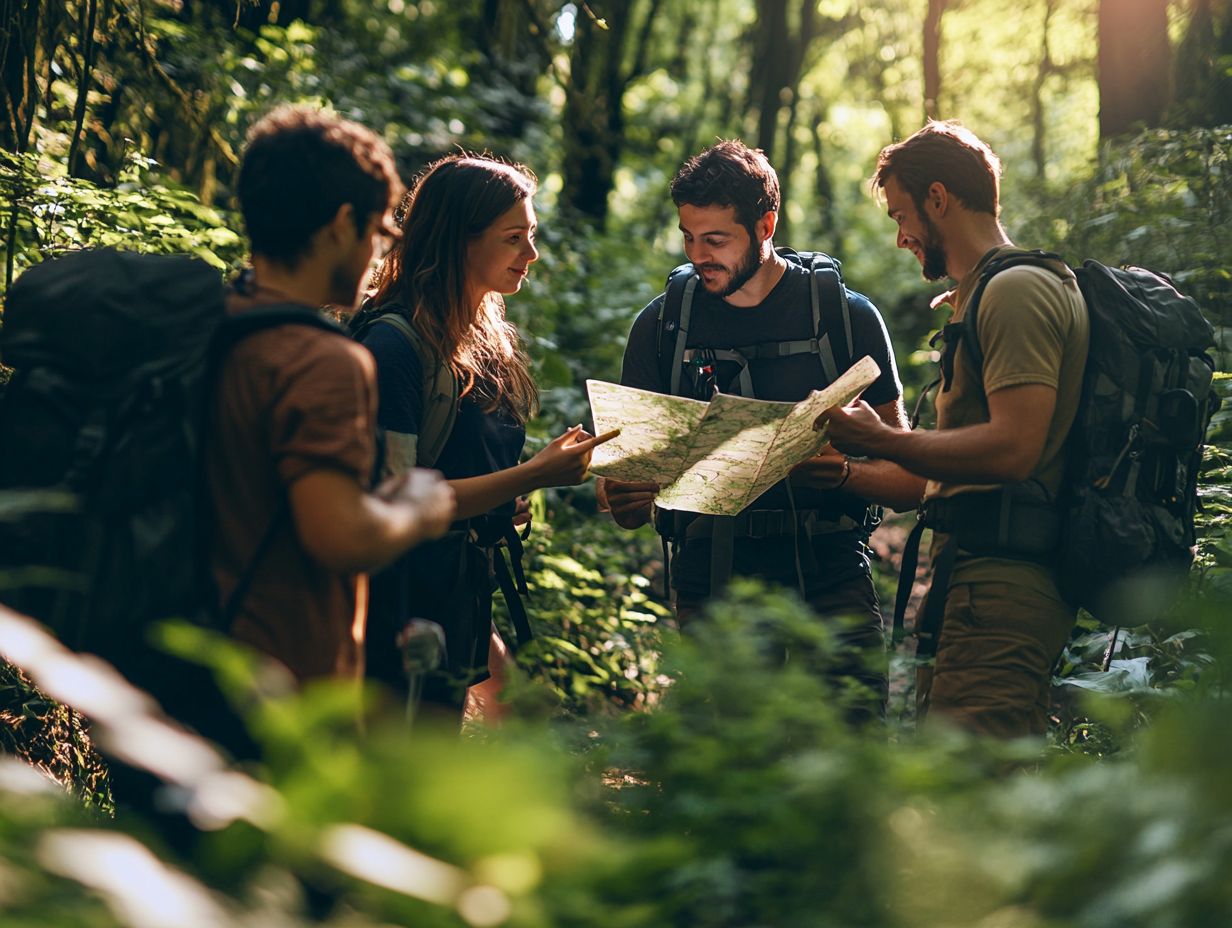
xmin=812 ymin=105 xmax=835 ymax=245
xmin=1 ymin=0 xmax=41 ymax=153
xmin=559 ymin=0 xmax=663 ymax=228
xmin=67 ymin=0 xmax=99 ymax=177
xmin=923 ymin=0 xmax=946 ymax=120
xmin=1030 ymin=0 xmax=1058 ymax=179
xmin=1098 ymin=0 xmax=1171 ymax=138
xmin=778 ymin=87 xmax=801 ymax=243
xmin=1172 ymin=0 xmax=1232 ymax=127
xmin=747 ymin=0 xmax=819 ymax=162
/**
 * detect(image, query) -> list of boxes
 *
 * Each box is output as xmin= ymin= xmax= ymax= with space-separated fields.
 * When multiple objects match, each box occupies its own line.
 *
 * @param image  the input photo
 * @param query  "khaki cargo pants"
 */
xmin=919 ymin=578 xmax=1076 ymax=738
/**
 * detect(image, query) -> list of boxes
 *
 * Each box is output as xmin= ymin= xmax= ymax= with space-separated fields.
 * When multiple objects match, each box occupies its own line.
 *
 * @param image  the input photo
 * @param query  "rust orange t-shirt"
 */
xmin=207 ymin=290 xmax=377 ymax=682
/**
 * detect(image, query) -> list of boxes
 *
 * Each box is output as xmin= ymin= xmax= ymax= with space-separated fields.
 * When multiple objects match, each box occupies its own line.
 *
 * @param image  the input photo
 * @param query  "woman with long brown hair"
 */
xmin=357 ymin=153 xmax=608 ymax=719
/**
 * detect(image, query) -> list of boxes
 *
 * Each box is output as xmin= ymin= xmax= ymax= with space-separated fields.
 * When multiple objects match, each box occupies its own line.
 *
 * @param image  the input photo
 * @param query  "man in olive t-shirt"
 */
xmin=825 ymin=122 xmax=1089 ymax=738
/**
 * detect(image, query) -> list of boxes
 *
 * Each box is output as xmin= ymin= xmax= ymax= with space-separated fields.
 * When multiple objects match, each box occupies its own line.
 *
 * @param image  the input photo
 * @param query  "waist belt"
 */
xmin=683 ymin=507 xmax=862 ymax=540
xmin=921 ymin=491 xmax=1061 ymax=559
xmin=892 ymin=487 xmax=1063 ymax=652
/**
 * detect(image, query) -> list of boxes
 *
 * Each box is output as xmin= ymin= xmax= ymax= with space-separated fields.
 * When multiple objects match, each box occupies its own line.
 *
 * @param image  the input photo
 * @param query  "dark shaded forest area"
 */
xmin=1 ymin=1 xmax=1231 ymax=925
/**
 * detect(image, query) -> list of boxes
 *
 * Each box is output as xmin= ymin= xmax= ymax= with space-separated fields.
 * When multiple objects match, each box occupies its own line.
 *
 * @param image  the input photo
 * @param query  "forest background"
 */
xmin=1 ymin=0 xmax=1232 ymax=926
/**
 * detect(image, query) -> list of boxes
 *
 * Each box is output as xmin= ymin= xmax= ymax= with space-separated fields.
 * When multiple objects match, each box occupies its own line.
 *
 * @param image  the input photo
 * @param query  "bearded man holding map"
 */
xmin=598 ymin=140 xmax=924 ymax=721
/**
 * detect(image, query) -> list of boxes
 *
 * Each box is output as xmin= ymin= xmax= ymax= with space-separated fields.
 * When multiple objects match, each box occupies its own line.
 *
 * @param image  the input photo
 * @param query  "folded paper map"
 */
xmin=586 ymin=355 xmax=881 ymax=516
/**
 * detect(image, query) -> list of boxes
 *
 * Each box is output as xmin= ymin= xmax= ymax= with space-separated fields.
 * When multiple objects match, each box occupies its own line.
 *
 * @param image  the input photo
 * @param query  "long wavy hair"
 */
xmin=369 ymin=153 xmax=539 ymax=422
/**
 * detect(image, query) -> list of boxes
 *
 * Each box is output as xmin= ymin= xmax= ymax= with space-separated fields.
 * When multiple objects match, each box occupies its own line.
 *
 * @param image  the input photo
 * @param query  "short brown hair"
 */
xmin=238 ymin=105 xmax=402 ymax=265
xmin=670 ymin=140 xmax=780 ymax=239
xmin=872 ymin=121 xmax=1002 ymax=217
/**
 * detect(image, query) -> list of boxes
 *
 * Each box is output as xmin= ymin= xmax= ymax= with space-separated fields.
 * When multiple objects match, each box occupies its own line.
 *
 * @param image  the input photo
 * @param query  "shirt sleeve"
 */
xmin=271 ymin=336 xmax=376 ymax=487
xmin=976 ymin=266 xmax=1076 ymax=395
xmin=361 ymin=319 xmax=425 ymax=435
xmin=620 ymin=296 xmax=668 ymax=392
xmin=846 ymin=289 xmax=903 ymax=408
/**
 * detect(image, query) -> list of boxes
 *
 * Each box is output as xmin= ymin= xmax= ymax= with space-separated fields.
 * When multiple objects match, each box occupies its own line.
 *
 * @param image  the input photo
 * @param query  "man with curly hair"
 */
xmin=208 ymin=106 xmax=455 ymax=692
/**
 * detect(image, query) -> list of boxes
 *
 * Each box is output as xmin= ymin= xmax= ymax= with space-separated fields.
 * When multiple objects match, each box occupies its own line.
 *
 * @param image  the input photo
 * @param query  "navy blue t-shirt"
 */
xmin=360 ymin=319 xmax=526 ymax=690
xmin=362 ymin=320 xmax=526 ymax=504
xmin=620 ymin=260 xmax=903 ymax=595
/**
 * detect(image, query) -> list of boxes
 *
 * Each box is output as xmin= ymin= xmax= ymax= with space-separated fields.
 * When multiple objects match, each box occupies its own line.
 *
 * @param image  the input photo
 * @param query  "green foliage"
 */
xmin=5 ymin=578 xmax=1231 ymax=927
xmin=1018 ymin=126 xmax=1232 ymax=347
xmin=508 ymin=511 xmax=669 ymax=715
xmin=0 ymin=148 xmax=244 ymax=296
xmin=593 ymin=582 xmax=895 ymax=927
xmin=0 ymin=661 xmax=110 ymax=814
xmin=1 ymin=3 xmax=1230 ymax=924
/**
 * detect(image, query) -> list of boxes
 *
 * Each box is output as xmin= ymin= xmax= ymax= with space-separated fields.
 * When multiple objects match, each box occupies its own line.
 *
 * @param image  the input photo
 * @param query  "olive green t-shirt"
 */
xmin=926 ymin=246 xmax=1089 ymax=586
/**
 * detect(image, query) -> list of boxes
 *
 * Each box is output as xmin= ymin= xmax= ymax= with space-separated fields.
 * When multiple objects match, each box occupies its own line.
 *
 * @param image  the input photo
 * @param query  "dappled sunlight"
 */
xmin=0 ymin=755 xmax=60 ymax=797
xmin=320 ymin=823 xmax=469 ymax=905
xmin=37 ymin=830 xmax=230 ymax=928
xmin=0 ymin=606 xmax=272 ymax=829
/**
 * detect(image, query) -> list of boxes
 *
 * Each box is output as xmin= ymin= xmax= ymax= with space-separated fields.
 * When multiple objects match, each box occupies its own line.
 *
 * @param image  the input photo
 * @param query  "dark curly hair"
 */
xmin=237 ymin=105 xmax=402 ymax=265
xmin=670 ymin=140 xmax=780 ymax=239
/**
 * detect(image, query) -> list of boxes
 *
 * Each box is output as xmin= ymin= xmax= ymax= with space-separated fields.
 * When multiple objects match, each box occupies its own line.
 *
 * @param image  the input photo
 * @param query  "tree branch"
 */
xmin=67 ymin=0 xmax=100 ymax=176
xmin=116 ymin=2 xmax=238 ymax=168
xmin=623 ymin=0 xmax=665 ymax=91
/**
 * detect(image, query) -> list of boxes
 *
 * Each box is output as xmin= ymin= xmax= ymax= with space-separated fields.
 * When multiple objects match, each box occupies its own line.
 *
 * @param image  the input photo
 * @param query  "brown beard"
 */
xmin=920 ymin=213 xmax=949 ymax=282
xmin=698 ymin=237 xmax=764 ymax=298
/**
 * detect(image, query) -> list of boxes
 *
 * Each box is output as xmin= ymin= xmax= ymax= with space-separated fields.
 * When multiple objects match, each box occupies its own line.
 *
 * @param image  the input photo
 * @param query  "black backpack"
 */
xmin=656 ymin=247 xmax=856 ymax=398
xmin=652 ymin=247 xmax=876 ymax=595
xmin=954 ymin=251 xmax=1219 ymax=620
xmin=0 ymin=249 xmax=342 ymax=679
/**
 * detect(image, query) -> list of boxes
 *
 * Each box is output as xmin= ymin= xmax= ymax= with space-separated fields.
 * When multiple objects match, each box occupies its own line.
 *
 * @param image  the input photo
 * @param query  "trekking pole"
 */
xmin=397 ymin=619 xmax=445 ymax=730
xmin=1101 ymin=625 xmax=1121 ymax=673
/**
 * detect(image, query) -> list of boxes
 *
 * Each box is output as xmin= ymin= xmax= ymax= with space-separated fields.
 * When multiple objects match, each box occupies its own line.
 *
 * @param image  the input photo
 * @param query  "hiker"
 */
xmin=354 ymin=154 xmax=613 ymax=722
xmin=602 ymin=140 xmax=923 ymax=720
xmin=207 ymin=106 xmax=456 ymax=700
xmin=823 ymin=121 xmax=1090 ymax=738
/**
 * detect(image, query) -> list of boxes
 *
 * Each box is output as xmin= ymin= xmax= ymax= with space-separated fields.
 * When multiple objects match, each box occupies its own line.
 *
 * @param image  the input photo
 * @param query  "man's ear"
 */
xmin=756 ymin=210 xmax=777 ymax=244
xmin=327 ymin=202 xmax=358 ymax=244
xmin=305 ymin=203 xmax=357 ymax=260
xmin=924 ymin=181 xmax=949 ymax=218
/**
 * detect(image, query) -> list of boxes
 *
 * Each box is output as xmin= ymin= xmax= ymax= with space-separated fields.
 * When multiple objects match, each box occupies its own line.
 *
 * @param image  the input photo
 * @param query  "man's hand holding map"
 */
xmin=586 ymin=355 xmax=881 ymax=516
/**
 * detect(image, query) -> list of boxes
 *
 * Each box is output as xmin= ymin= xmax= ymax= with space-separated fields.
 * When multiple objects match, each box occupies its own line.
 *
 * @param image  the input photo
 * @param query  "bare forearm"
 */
xmin=448 ymin=462 xmax=541 ymax=521
xmin=844 ymin=458 xmax=926 ymax=512
xmin=290 ymin=469 xmax=452 ymax=573
xmin=300 ymin=494 xmax=432 ymax=573
xmin=866 ymin=424 xmax=1037 ymax=485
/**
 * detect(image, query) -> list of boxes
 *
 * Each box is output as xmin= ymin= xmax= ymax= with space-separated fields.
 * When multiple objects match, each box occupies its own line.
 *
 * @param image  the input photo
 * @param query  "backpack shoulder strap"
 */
xmin=657 ymin=263 xmax=699 ymax=396
xmin=215 ymin=303 xmax=345 ymax=351
xmin=961 ymin=249 xmax=1066 ymax=373
xmin=805 ymin=250 xmax=853 ymax=383
xmin=774 ymin=248 xmax=851 ymax=386
xmin=370 ymin=310 xmax=458 ymax=468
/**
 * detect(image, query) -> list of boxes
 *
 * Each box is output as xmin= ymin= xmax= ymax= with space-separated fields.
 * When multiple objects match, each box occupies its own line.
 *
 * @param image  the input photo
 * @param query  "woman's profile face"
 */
xmin=465 ymin=197 xmax=539 ymax=300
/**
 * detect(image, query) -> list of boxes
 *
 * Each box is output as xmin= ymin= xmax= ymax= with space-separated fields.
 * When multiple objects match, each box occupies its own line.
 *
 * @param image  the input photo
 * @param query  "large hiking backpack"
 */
xmin=348 ymin=301 xmax=458 ymax=468
xmin=0 ymin=249 xmax=342 ymax=677
xmin=957 ymin=251 xmax=1219 ymax=620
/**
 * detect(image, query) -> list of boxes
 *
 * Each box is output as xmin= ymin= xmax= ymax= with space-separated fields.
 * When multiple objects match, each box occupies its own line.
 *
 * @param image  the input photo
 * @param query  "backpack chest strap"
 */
xmin=684 ymin=337 xmax=826 ymax=361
